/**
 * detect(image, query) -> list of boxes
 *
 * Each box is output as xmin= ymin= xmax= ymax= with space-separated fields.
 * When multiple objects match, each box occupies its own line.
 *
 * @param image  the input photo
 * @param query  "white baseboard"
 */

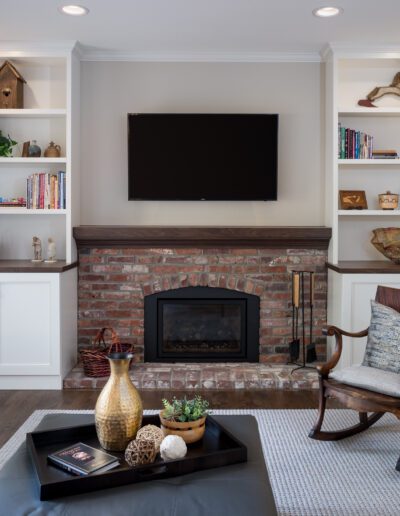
xmin=0 ymin=376 xmax=63 ymax=390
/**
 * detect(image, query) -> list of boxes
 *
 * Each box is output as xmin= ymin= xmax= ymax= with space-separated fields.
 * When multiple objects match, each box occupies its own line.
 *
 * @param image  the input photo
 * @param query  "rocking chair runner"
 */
xmin=309 ymin=286 xmax=400 ymax=469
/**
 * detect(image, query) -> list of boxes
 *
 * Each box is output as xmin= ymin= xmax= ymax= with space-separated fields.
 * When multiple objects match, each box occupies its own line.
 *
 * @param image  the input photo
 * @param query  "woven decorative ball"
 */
xmin=125 ymin=439 xmax=157 ymax=467
xmin=136 ymin=424 xmax=164 ymax=453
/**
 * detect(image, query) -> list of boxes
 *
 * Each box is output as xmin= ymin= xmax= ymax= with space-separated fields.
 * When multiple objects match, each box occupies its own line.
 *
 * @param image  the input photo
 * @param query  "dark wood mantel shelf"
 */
xmin=73 ymin=226 xmax=331 ymax=249
xmin=327 ymin=261 xmax=400 ymax=274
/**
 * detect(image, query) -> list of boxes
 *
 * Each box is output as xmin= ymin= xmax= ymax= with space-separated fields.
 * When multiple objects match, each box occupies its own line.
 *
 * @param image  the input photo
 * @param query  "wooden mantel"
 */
xmin=73 ymin=226 xmax=331 ymax=249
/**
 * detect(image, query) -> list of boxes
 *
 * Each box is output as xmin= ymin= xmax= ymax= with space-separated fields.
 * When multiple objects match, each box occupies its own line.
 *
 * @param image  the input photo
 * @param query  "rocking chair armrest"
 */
xmin=318 ymin=325 xmax=369 ymax=377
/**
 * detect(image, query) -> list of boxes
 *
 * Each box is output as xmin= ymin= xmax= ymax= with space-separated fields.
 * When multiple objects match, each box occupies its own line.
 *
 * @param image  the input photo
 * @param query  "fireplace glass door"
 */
xmin=144 ymin=287 xmax=260 ymax=362
xmin=161 ymin=300 xmax=244 ymax=356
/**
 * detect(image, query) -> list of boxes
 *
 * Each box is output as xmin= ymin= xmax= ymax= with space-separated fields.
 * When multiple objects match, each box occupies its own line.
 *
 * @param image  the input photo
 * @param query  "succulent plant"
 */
xmin=161 ymin=395 xmax=209 ymax=423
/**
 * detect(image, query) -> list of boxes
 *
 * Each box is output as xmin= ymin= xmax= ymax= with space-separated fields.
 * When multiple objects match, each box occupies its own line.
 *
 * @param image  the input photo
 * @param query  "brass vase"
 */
xmin=95 ymin=352 xmax=143 ymax=451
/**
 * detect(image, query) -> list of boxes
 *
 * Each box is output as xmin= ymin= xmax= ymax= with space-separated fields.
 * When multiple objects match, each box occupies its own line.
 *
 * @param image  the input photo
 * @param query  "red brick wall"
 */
xmin=78 ymin=247 xmax=327 ymax=363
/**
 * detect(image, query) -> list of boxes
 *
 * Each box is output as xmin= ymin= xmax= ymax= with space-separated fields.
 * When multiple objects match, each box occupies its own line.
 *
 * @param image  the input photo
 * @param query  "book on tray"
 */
xmin=48 ymin=442 xmax=119 ymax=476
xmin=26 ymin=171 xmax=66 ymax=210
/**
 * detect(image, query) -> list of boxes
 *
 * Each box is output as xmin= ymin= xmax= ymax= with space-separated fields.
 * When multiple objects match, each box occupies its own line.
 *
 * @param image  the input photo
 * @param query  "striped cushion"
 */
xmin=362 ymin=300 xmax=400 ymax=373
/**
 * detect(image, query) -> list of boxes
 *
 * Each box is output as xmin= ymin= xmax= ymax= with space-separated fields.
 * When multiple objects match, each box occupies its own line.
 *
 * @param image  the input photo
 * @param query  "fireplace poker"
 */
xmin=288 ymin=272 xmax=300 ymax=363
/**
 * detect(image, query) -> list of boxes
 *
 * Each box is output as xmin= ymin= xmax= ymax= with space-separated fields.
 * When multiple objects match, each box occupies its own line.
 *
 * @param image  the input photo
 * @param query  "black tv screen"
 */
xmin=128 ymin=113 xmax=278 ymax=201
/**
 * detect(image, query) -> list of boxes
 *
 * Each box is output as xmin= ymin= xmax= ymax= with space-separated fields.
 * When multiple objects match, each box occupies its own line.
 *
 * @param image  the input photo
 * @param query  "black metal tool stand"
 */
xmin=287 ymin=270 xmax=317 ymax=372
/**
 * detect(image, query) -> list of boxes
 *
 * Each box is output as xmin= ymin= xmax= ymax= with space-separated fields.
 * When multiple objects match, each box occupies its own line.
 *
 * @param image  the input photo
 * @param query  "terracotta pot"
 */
xmin=159 ymin=411 xmax=206 ymax=444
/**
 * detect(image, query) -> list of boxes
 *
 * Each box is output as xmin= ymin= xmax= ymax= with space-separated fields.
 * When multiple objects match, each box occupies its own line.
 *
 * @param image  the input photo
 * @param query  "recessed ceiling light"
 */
xmin=313 ymin=6 xmax=343 ymax=17
xmin=59 ymin=5 xmax=89 ymax=16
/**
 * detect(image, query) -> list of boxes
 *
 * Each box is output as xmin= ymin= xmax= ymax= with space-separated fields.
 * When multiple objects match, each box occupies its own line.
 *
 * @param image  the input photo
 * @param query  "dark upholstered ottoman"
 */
xmin=0 ymin=414 xmax=277 ymax=516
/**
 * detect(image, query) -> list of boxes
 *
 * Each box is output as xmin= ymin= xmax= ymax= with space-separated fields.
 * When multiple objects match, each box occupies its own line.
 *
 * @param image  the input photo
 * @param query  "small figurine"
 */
xmin=32 ymin=236 xmax=43 ymax=262
xmin=45 ymin=237 xmax=57 ymax=263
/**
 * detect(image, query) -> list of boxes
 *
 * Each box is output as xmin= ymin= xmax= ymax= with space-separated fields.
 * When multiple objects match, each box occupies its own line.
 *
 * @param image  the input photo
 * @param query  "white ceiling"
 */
xmin=1 ymin=0 xmax=400 ymax=60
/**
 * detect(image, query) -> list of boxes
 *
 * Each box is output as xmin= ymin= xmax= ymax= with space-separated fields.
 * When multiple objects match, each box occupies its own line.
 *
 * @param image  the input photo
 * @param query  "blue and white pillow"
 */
xmin=363 ymin=300 xmax=400 ymax=373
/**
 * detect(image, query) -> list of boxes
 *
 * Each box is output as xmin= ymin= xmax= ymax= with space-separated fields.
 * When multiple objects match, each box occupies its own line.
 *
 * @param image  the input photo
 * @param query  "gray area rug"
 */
xmin=0 ymin=409 xmax=399 ymax=516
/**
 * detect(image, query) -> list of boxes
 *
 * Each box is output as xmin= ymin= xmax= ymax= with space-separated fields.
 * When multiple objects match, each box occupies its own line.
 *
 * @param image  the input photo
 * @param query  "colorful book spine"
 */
xmin=26 ymin=171 xmax=66 ymax=210
xmin=338 ymin=124 xmax=374 ymax=159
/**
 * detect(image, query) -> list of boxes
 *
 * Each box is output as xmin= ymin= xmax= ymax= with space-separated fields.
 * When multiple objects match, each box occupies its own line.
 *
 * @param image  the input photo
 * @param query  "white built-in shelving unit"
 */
xmin=324 ymin=45 xmax=400 ymax=370
xmin=0 ymin=43 xmax=80 ymax=389
xmin=0 ymin=46 xmax=80 ymax=262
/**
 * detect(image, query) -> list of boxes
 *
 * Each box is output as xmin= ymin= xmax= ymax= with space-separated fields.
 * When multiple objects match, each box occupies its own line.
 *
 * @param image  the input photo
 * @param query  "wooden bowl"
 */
xmin=159 ymin=411 xmax=206 ymax=444
xmin=371 ymin=228 xmax=400 ymax=264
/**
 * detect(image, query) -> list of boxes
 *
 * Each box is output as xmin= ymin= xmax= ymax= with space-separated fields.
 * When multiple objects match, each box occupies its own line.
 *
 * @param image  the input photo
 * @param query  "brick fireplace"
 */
xmin=69 ymin=226 xmax=331 ymax=389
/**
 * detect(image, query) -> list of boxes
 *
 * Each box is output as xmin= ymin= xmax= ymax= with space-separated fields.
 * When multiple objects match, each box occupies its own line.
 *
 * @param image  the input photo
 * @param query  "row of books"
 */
xmin=338 ymin=124 xmax=373 ymax=159
xmin=26 ymin=171 xmax=66 ymax=210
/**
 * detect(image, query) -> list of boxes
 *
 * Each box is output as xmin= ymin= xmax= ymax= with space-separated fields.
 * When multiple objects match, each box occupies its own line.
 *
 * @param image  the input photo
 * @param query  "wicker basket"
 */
xmin=80 ymin=327 xmax=133 ymax=378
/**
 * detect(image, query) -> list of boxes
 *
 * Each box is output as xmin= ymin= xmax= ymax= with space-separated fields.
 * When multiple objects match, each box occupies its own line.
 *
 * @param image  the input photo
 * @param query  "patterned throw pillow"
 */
xmin=363 ymin=300 xmax=400 ymax=373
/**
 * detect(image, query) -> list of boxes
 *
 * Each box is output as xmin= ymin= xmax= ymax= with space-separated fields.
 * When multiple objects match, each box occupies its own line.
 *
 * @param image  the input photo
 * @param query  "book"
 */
xmin=26 ymin=171 xmax=66 ymax=210
xmin=48 ymin=442 xmax=119 ymax=476
xmin=338 ymin=124 xmax=374 ymax=159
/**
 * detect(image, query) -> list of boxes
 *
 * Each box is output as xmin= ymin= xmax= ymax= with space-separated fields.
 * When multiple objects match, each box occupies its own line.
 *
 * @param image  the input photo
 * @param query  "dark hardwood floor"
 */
xmin=0 ymin=389 xmax=331 ymax=448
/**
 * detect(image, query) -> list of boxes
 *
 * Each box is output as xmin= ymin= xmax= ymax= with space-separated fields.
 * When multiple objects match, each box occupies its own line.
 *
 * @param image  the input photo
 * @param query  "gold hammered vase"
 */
xmin=95 ymin=352 xmax=143 ymax=451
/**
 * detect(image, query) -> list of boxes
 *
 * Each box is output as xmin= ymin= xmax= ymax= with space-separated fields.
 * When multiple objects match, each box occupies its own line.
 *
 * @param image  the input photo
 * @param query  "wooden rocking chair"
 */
xmin=309 ymin=285 xmax=400 ymax=470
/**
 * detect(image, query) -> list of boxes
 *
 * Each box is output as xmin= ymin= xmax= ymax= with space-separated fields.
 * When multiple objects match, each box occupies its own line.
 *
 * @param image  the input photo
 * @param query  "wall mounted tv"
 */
xmin=128 ymin=113 xmax=278 ymax=201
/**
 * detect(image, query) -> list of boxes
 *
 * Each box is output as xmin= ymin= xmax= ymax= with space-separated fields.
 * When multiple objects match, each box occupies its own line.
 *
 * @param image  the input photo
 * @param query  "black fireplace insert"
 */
xmin=144 ymin=287 xmax=260 ymax=362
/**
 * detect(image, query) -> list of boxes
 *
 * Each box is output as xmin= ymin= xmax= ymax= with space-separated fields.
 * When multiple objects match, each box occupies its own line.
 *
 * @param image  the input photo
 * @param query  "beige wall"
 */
xmin=80 ymin=61 xmax=323 ymax=226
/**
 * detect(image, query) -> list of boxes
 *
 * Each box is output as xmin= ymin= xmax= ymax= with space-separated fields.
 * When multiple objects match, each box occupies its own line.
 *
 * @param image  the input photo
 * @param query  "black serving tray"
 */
xmin=27 ymin=415 xmax=247 ymax=500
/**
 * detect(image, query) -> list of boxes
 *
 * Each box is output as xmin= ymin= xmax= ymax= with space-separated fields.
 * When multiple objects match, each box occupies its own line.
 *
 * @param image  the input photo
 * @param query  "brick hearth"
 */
xmin=64 ymin=363 xmax=319 ymax=390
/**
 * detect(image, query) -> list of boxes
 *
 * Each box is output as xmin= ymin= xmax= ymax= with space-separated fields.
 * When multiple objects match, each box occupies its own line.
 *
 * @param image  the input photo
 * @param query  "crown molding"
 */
xmin=321 ymin=43 xmax=400 ymax=60
xmin=79 ymin=48 xmax=321 ymax=63
xmin=0 ymin=40 xmax=79 ymax=58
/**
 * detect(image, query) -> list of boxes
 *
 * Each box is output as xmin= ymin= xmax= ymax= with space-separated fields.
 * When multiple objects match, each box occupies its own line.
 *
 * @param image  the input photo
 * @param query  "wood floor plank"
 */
xmin=0 ymin=389 xmax=324 ymax=448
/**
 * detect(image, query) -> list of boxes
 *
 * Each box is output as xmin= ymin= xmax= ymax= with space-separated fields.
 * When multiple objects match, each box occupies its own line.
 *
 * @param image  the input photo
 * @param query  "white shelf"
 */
xmin=338 ymin=210 xmax=400 ymax=216
xmin=339 ymin=107 xmax=400 ymax=117
xmin=0 ymin=208 xmax=66 ymax=215
xmin=339 ymin=159 xmax=400 ymax=166
xmin=0 ymin=109 xmax=66 ymax=118
xmin=0 ymin=157 xmax=67 ymax=164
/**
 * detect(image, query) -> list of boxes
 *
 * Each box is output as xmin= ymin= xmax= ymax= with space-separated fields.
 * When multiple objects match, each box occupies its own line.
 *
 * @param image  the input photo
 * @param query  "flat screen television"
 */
xmin=128 ymin=113 xmax=278 ymax=201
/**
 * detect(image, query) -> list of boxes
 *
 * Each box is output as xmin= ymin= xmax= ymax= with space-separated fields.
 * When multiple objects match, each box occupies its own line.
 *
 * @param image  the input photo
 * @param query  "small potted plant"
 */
xmin=160 ymin=395 xmax=209 ymax=444
xmin=0 ymin=131 xmax=17 ymax=157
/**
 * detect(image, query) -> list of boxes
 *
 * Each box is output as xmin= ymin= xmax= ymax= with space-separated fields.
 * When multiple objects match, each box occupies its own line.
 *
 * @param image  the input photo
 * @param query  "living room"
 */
xmin=1 ymin=1 xmax=400 ymax=514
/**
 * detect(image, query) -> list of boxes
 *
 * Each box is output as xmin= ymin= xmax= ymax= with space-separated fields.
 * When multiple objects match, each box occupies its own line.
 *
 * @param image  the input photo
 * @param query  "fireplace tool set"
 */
xmin=288 ymin=270 xmax=317 ymax=371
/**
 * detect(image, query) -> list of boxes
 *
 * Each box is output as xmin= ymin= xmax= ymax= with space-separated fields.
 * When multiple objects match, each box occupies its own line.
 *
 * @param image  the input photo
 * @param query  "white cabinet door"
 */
xmin=328 ymin=271 xmax=400 ymax=369
xmin=0 ymin=273 xmax=60 ymax=375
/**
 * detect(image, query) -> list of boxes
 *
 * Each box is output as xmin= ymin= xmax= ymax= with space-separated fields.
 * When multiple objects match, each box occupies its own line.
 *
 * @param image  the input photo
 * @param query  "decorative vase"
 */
xmin=95 ymin=352 xmax=143 ymax=451
xmin=159 ymin=412 xmax=206 ymax=444
xmin=44 ymin=141 xmax=61 ymax=158
xmin=28 ymin=140 xmax=41 ymax=157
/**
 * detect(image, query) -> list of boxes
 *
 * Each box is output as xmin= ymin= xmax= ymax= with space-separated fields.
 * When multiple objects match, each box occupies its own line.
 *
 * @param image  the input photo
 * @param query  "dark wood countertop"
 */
xmin=0 ymin=260 xmax=78 ymax=273
xmin=73 ymin=226 xmax=332 ymax=249
xmin=327 ymin=261 xmax=400 ymax=274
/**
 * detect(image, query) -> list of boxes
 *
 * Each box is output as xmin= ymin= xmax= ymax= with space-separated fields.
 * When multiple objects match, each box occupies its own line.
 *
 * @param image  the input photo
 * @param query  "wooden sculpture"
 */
xmin=358 ymin=72 xmax=400 ymax=107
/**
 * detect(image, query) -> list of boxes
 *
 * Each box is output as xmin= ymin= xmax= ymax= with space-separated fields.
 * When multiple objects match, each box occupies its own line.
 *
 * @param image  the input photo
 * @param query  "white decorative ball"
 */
xmin=160 ymin=435 xmax=187 ymax=461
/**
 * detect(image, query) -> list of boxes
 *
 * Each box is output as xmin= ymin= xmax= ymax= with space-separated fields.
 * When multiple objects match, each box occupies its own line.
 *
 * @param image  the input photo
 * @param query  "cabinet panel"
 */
xmin=0 ymin=274 xmax=59 ymax=375
xmin=328 ymin=271 xmax=400 ymax=369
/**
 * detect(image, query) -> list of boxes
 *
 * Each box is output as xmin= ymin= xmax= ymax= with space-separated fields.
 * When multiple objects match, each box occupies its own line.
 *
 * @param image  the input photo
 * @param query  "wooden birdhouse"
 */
xmin=0 ymin=61 xmax=26 ymax=109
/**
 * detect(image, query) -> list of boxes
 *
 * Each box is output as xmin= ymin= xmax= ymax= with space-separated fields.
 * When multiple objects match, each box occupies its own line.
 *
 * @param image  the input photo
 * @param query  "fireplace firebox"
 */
xmin=144 ymin=287 xmax=260 ymax=362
